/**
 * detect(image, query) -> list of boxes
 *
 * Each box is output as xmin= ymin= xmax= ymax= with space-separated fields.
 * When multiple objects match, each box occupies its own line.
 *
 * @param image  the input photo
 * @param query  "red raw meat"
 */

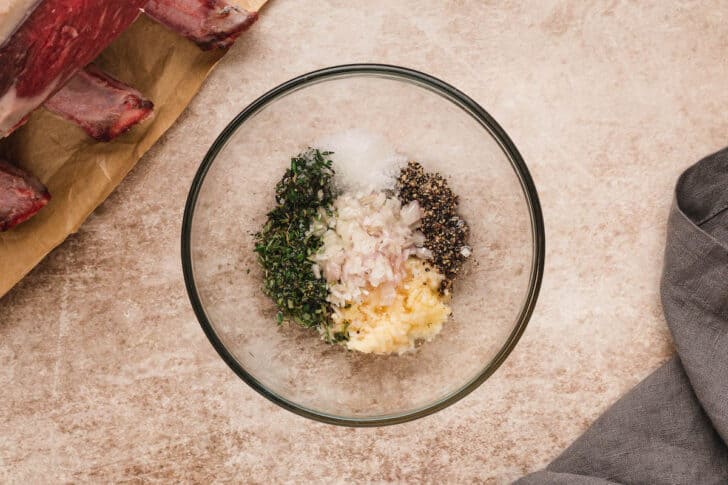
xmin=44 ymin=65 xmax=154 ymax=142
xmin=0 ymin=159 xmax=50 ymax=231
xmin=0 ymin=0 xmax=148 ymax=138
xmin=144 ymin=0 xmax=258 ymax=50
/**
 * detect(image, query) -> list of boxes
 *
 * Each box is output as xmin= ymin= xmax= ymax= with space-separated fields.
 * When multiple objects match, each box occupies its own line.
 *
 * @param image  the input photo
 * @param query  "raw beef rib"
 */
xmin=144 ymin=0 xmax=258 ymax=50
xmin=0 ymin=159 xmax=50 ymax=231
xmin=45 ymin=65 xmax=154 ymax=142
xmin=0 ymin=0 xmax=262 ymax=230
xmin=0 ymin=0 xmax=148 ymax=138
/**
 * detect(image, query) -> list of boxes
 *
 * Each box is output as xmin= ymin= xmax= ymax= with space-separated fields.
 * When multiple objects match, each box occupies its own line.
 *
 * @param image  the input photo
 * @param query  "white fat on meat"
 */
xmin=0 ymin=80 xmax=58 ymax=138
xmin=0 ymin=0 xmax=40 ymax=47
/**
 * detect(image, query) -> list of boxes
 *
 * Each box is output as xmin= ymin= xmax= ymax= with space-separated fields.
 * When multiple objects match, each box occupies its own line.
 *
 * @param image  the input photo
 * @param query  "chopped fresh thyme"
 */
xmin=254 ymin=149 xmax=337 ymax=331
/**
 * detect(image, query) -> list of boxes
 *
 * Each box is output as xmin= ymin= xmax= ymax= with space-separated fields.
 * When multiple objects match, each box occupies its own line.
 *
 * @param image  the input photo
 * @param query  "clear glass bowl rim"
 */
xmin=181 ymin=63 xmax=546 ymax=427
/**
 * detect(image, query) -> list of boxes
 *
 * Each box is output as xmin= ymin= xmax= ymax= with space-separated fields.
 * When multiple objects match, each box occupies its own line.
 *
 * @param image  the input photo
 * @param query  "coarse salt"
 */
xmin=315 ymin=129 xmax=406 ymax=192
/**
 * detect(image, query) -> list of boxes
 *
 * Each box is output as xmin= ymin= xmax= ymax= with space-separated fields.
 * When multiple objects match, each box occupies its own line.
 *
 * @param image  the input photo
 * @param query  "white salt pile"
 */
xmin=315 ymin=129 xmax=406 ymax=192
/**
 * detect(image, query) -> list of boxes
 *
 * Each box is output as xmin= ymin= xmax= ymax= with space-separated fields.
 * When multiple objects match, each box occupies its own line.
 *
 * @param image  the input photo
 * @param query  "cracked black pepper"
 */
xmin=396 ymin=161 xmax=471 ymax=293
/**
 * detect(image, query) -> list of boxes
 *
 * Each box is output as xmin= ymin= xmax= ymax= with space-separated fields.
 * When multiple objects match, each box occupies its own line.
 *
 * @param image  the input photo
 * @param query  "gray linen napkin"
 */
xmin=517 ymin=148 xmax=728 ymax=485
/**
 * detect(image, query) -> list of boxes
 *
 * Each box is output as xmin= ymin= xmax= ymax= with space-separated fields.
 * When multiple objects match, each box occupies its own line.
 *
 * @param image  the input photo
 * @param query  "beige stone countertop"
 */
xmin=2 ymin=1 xmax=727 ymax=482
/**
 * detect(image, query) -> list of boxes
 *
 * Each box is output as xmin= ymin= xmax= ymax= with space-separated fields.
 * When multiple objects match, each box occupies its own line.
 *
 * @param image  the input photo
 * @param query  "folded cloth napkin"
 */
xmin=517 ymin=148 xmax=728 ymax=484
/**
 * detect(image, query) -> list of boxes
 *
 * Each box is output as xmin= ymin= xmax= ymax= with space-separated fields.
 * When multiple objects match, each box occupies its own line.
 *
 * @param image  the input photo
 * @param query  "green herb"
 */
xmin=332 ymin=320 xmax=351 ymax=342
xmin=254 ymin=149 xmax=336 ymax=332
xmin=320 ymin=320 xmax=350 ymax=343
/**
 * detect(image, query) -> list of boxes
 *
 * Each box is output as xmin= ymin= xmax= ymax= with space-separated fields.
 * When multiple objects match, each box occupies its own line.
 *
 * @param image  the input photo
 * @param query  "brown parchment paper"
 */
xmin=0 ymin=0 xmax=268 ymax=298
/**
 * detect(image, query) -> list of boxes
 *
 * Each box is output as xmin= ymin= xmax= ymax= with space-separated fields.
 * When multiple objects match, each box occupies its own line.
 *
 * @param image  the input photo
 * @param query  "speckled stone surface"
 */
xmin=2 ymin=1 xmax=727 ymax=482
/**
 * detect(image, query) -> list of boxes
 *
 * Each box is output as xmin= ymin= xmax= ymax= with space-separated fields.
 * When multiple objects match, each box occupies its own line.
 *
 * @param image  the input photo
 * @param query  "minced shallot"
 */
xmin=310 ymin=190 xmax=431 ymax=308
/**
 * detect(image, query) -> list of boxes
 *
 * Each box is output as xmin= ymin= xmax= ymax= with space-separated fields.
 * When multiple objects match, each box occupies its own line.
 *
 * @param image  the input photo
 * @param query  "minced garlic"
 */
xmin=332 ymin=258 xmax=451 ymax=355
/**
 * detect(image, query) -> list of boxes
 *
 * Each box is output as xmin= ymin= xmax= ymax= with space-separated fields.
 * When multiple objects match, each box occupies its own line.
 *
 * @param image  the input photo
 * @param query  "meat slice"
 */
xmin=44 ymin=65 xmax=154 ymax=142
xmin=144 ymin=0 xmax=258 ymax=50
xmin=0 ymin=159 xmax=50 ymax=231
xmin=0 ymin=0 xmax=148 ymax=138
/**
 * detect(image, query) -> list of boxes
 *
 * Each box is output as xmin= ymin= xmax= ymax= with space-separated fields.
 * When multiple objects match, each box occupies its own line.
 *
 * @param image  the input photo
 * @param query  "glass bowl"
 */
xmin=181 ymin=64 xmax=544 ymax=426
